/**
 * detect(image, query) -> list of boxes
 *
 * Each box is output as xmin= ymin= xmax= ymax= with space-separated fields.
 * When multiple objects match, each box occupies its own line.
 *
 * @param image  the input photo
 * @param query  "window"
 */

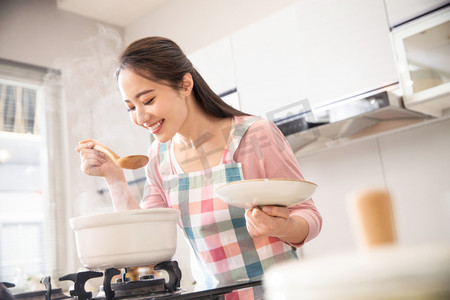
xmin=0 ymin=59 xmax=61 ymax=286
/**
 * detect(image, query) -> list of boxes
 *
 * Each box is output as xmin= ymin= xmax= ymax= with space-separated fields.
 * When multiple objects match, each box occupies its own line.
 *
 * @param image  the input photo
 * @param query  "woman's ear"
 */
xmin=181 ymin=73 xmax=194 ymax=96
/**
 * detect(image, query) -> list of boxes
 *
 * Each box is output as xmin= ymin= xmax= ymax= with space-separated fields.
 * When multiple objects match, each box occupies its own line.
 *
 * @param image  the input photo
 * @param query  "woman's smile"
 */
xmin=149 ymin=119 xmax=164 ymax=133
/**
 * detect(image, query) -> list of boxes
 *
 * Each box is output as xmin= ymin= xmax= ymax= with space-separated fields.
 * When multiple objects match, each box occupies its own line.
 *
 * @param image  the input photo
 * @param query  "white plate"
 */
xmin=216 ymin=178 xmax=318 ymax=209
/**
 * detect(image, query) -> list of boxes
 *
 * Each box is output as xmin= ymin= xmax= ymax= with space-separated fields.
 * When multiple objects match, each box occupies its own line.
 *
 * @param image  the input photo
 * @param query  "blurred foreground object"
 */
xmin=264 ymin=188 xmax=450 ymax=300
xmin=348 ymin=188 xmax=396 ymax=248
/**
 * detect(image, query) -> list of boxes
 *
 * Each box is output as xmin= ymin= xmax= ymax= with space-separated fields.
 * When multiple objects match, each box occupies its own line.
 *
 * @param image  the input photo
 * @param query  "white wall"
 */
xmin=0 ymin=0 xmax=122 ymax=68
xmin=298 ymin=117 xmax=450 ymax=259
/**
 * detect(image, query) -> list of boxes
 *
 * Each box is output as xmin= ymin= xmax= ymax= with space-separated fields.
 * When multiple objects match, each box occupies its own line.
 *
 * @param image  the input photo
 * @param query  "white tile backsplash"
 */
xmin=296 ymin=117 xmax=450 ymax=259
xmin=379 ymin=117 xmax=450 ymax=246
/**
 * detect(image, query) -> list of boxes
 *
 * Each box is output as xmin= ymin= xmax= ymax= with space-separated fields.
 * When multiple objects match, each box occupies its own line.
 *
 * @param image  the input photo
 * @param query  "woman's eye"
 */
xmin=144 ymin=97 xmax=155 ymax=105
xmin=126 ymin=98 xmax=154 ymax=112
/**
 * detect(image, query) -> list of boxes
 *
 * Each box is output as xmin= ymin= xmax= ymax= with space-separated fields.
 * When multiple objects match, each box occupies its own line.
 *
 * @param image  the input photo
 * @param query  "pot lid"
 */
xmin=70 ymin=208 xmax=180 ymax=230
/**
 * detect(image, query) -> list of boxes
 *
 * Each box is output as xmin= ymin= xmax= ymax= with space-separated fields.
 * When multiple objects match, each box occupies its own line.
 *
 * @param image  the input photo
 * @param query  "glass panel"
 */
xmin=403 ymin=20 xmax=450 ymax=93
xmin=0 ymin=222 xmax=45 ymax=280
xmin=0 ymin=79 xmax=50 ymax=284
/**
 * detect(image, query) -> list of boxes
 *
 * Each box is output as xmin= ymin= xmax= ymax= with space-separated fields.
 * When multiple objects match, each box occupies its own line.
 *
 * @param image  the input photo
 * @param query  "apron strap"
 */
xmin=222 ymin=116 xmax=260 ymax=164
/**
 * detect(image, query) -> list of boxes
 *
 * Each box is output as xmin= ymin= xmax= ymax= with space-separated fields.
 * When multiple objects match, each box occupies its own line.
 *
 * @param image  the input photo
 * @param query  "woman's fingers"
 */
xmin=260 ymin=206 xmax=289 ymax=219
xmin=75 ymin=140 xmax=94 ymax=153
xmin=245 ymin=206 xmax=290 ymax=238
xmin=76 ymin=139 xmax=111 ymax=176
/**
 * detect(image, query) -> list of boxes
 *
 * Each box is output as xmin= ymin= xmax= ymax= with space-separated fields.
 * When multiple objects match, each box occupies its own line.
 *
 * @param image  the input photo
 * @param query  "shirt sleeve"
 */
xmin=234 ymin=118 xmax=322 ymax=247
xmin=140 ymin=141 xmax=168 ymax=209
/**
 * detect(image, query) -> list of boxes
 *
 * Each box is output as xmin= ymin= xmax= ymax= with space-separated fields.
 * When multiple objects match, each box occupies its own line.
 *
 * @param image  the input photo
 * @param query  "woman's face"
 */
xmin=118 ymin=69 xmax=189 ymax=143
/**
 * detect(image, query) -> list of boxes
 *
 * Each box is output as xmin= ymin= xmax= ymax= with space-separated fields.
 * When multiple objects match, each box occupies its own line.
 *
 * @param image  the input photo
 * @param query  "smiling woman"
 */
xmin=76 ymin=36 xmax=322 ymax=300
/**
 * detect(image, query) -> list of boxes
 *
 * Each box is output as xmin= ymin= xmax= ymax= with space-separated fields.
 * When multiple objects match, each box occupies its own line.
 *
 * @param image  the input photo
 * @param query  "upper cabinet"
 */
xmin=230 ymin=6 xmax=308 ymax=117
xmin=188 ymin=0 xmax=448 ymax=119
xmin=390 ymin=7 xmax=450 ymax=117
xmin=231 ymin=0 xmax=398 ymax=117
xmin=292 ymin=0 xmax=398 ymax=109
xmin=384 ymin=0 xmax=449 ymax=27
xmin=188 ymin=36 xmax=240 ymax=109
xmin=188 ymin=37 xmax=236 ymax=95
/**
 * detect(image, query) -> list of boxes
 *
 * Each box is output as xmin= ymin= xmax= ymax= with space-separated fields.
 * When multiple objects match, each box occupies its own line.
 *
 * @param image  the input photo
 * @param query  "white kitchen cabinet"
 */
xmin=231 ymin=0 xmax=398 ymax=116
xmin=293 ymin=0 xmax=398 ymax=109
xmin=231 ymin=4 xmax=309 ymax=117
xmin=384 ymin=0 xmax=449 ymax=27
xmin=188 ymin=36 xmax=237 ymax=96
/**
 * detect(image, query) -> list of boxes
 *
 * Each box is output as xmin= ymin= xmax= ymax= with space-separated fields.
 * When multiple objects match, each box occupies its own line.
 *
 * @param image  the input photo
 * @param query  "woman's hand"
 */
xmin=76 ymin=139 xmax=139 ymax=211
xmin=245 ymin=206 xmax=309 ymax=244
xmin=75 ymin=138 xmax=121 ymax=177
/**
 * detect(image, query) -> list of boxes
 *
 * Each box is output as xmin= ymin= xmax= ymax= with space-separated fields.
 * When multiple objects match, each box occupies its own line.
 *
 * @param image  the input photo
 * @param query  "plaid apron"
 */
xmin=159 ymin=116 xmax=297 ymax=298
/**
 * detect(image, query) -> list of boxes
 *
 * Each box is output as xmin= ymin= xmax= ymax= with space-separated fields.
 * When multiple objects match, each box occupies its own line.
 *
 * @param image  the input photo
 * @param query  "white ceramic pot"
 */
xmin=70 ymin=208 xmax=180 ymax=270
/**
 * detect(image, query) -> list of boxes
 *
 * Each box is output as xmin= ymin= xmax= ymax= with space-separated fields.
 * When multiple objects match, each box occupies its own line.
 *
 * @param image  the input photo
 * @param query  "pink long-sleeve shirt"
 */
xmin=141 ymin=116 xmax=322 ymax=246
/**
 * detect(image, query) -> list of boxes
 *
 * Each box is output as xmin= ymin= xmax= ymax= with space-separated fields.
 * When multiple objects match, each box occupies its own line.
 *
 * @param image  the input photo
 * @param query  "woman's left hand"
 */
xmin=245 ymin=206 xmax=290 ymax=239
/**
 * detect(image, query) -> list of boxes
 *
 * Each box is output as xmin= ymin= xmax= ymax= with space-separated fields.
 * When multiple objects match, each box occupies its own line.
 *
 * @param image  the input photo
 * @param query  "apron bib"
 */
xmin=159 ymin=116 xmax=297 ymax=298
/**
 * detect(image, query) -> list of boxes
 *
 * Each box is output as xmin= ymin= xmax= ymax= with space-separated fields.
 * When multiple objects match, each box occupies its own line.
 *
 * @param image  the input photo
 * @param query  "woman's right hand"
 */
xmin=75 ymin=138 xmax=121 ymax=177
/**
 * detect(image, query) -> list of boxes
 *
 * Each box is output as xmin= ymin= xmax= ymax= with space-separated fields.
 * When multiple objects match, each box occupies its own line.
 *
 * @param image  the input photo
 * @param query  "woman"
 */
xmin=76 ymin=36 xmax=322 ymax=299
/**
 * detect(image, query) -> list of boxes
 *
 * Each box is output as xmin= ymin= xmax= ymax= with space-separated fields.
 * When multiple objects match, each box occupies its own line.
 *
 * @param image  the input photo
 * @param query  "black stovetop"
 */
xmin=3 ymin=260 xmax=263 ymax=300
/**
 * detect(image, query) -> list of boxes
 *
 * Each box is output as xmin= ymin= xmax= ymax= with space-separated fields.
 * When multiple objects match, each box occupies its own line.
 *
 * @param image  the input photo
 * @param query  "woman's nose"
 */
xmin=135 ymin=106 xmax=149 ymax=126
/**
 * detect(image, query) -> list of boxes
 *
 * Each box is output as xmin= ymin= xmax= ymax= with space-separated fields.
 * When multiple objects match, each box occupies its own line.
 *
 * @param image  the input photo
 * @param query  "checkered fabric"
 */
xmin=160 ymin=116 xmax=297 ymax=297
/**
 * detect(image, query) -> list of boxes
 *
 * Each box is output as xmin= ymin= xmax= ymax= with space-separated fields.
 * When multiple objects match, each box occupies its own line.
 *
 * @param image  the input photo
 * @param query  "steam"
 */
xmin=74 ymin=190 xmax=112 ymax=216
xmin=43 ymin=25 xmax=149 ymax=216
xmin=51 ymin=24 xmax=125 ymax=140
xmin=48 ymin=25 xmax=122 ymax=216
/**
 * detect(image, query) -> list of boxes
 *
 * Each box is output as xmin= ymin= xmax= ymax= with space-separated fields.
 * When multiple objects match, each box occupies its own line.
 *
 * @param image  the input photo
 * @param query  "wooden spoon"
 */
xmin=93 ymin=144 xmax=149 ymax=170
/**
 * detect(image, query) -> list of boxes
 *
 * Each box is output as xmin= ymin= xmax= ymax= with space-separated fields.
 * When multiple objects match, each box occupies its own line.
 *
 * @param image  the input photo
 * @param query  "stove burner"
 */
xmin=0 ymin=282 xmax=15 ymax=300
xmin=103 ymin=267 xmax=120 ymax=299
xmin=1 ymin=282 xmax=15 ymax=288
xmin=60 ymin=270 xmax=103 ymax=300
xmin=100 ymin=260 xmax=182 ymax=298
xmin=6 ymin=260 xmax=182 ymax=300
xmin=41 ymin=276 xmax=52 ymax=300
xmin=154 ymin=260 xmax=181 ymax=292
xmin=58 ymin=260 xmax=181 ymax=299
xmin=110 ymin=277 xmax=166 ymax=297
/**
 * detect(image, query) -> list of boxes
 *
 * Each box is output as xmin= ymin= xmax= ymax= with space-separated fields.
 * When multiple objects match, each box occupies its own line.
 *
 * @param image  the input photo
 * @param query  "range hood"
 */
xmin=273 ymin=83 xmax=434 ymax=156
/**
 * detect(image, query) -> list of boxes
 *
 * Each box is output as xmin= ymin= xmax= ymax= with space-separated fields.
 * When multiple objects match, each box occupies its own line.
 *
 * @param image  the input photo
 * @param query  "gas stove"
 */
xmin=2 ymin=260 xmax=262 ymax=300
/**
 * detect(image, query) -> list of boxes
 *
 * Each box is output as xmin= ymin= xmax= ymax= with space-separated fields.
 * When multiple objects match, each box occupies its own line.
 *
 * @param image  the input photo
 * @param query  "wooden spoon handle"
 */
xmin=93 ymin=144 xmax=120 ymax=161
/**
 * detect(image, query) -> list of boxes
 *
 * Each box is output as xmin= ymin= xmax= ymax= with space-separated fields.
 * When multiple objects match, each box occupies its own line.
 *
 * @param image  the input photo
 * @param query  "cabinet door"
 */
xmin=231 ymin=4 xmax=309 ymax=117
xmin=231 ymin=0 xmax=398 ymax=115
xmin=188 ymin=36 xmax=237 ymax=96
xmin=294 ymin=0 xmax=398 ymax=108
xmin=384 ymin=0 xmax=449 ymax=27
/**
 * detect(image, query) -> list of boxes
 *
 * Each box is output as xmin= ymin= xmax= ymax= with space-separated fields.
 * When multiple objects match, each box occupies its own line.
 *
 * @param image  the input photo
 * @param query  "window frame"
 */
xmin=0 ymin=58 xmax=70 ymax=280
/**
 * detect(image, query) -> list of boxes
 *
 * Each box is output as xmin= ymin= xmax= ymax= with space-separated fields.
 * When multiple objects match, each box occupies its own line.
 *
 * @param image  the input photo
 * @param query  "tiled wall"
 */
xmin=297 ymin=116 xmax=450 ymax=259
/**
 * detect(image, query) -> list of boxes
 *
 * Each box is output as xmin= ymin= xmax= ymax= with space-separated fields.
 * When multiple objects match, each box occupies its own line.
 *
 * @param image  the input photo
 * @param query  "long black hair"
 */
xmin=115 ymin=36 xmax=248 ymax=118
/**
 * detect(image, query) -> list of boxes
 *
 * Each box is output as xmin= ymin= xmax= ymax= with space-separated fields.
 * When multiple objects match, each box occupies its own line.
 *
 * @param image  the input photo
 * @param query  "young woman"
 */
xmin=76 ymin=36 xmax=322 ymax=299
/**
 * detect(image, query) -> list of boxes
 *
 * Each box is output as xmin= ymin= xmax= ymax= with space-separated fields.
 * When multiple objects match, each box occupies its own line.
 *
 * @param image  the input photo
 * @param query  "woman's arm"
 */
xmin=103 ymin=169 xmax=141 ymax=210
xmin=235 ymin=118 xmax=322 ymax=245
